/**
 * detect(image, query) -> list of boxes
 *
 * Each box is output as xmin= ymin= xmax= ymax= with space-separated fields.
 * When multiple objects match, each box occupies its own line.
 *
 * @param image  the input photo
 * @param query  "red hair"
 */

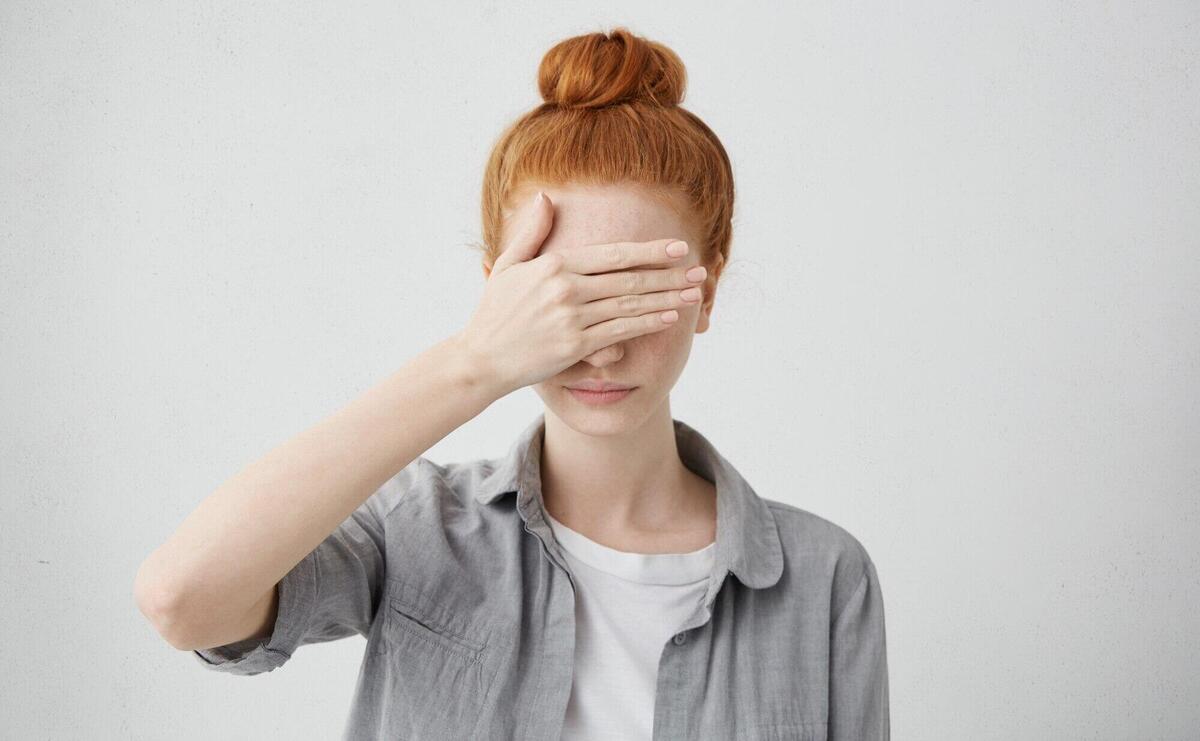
xmin=477 ymin=27 xmax=735 ymax=291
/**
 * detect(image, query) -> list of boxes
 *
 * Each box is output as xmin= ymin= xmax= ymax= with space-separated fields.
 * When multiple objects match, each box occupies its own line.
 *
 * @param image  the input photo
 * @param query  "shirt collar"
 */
xmin=474 ymin=412 xmax=784 ymax=590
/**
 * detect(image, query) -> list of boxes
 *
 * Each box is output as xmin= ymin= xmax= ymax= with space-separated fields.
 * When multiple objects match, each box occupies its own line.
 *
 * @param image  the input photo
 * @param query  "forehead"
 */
xmin=508 ymin=181 xmax=698 ymax=256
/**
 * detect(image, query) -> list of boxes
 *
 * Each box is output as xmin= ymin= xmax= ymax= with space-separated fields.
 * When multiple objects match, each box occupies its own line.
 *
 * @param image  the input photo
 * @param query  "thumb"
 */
xmin=492 ymin=190 xmax=554 ymax=274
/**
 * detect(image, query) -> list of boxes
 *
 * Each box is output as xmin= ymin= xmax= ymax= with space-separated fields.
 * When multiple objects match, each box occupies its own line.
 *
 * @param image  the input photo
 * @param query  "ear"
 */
xmin=694 ymin=282 xmax=716 ymax=334
xmin=695 ymin=255 xmax=723 ymax=334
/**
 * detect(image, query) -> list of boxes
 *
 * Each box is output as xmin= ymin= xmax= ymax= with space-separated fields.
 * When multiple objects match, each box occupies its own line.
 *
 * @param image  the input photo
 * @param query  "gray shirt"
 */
xmin=193 ymin=414 xmax=890 ymax=740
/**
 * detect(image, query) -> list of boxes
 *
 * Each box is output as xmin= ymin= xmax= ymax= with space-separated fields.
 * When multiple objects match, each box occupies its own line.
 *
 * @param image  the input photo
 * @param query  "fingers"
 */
xmin=492 ymin=191 xmax=554 ymax=274
xmin=579 ymin=307 xmax=681 ymax=355
xmin=559 ymin=238 xmax=689 ymax=277
xmin=578 ymin=277 xmax=704 ymax=329
xmin=575 ymin=262 xmax=707 ymax=303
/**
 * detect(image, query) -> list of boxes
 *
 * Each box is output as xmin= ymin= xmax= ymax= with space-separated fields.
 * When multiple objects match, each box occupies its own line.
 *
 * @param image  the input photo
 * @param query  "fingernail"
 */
xmin=666 ymin=240 xmax=688 ymax=257
xmin=533 ymin=191 xmax=544 ymax=206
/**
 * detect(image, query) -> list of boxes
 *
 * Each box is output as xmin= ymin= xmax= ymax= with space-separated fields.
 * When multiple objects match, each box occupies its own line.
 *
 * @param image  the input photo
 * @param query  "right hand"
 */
xmin=457 ymin=190 xmax=706 ymax=397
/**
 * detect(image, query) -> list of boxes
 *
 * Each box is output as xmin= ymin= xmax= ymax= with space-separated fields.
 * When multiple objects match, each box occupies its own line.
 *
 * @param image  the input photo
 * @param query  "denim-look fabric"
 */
xmin=193 ymin=413 xmax=889 ymax=740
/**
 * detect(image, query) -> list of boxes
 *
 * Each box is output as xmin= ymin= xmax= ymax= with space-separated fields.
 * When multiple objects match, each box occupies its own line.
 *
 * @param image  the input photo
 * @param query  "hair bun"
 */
xmin=537 ymin=27 xmax=686 ymax=109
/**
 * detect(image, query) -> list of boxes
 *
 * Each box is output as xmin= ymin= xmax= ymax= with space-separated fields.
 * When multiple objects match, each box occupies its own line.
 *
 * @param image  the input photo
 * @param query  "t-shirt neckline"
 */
xmin=544 ymin=511 xmax=715 ymax=586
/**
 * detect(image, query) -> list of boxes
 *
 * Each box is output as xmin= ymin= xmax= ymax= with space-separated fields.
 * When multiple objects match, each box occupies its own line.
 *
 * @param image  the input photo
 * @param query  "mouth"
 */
xmin=564 ymin=386 xmax=637 ymax=405
xmin=565 ymin=381 xmax=634 ymax=392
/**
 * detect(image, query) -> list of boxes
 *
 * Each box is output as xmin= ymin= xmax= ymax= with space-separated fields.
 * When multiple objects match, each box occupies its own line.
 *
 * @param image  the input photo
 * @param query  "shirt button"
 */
xmin=672 ymin=632 xmax=687 ymax=645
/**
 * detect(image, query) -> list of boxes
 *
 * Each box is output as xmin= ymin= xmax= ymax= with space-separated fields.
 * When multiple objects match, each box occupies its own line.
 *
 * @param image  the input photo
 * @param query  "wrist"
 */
xmin=440 ymin=331 xmax=510 ymax=405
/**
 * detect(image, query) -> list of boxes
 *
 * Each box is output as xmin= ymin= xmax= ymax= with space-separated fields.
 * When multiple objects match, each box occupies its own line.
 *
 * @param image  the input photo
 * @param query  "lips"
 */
xmin=565 ymin=381 xmax=634 ymax=392
xmin=566 ymin=386 xmax=636 ymax=405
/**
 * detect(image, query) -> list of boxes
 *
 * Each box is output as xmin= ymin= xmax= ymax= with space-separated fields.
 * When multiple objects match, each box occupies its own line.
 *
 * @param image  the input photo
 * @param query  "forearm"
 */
xmin=134 ymin=332 xmax=501 ymax=646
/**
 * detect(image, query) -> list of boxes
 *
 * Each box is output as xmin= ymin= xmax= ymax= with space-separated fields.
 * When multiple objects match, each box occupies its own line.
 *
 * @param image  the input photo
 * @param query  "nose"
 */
xmin=580 ymin=342 xmax=624 ymax=367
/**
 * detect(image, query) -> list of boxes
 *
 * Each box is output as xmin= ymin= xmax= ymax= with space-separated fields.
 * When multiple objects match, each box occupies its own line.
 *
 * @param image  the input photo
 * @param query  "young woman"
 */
xmin=135 ymin=27 xmax=889 ymax=741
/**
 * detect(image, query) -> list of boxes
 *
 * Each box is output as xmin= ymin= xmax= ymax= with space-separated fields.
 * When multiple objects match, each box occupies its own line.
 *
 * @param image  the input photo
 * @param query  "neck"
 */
xmin=539 ymin=405 xmax=716 ymax=552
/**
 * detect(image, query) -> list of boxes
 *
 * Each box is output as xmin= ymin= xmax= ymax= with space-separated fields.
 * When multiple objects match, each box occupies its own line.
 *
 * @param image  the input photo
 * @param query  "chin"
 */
xmin=536 ymin=385 xmax=652 ymax=436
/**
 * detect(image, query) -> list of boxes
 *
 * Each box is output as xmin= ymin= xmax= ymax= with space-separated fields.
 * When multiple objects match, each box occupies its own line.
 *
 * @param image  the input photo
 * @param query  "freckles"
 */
xmin=639 ymin=322 xmax=690 ymax=357
xmin=669 ymin=303 xmax=701 ymax=334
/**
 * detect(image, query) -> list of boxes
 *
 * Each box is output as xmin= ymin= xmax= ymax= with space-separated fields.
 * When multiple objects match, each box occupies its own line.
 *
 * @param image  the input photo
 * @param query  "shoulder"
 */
xmin=369 ymin=454 xmax=515 ymax=527
xmin=761 ymin=497 xmax=881 ymax=614
xmin=763 ymin=498 xmax=876 ymax=568
xmin=367 ymin=455 xmax=526 ymax=587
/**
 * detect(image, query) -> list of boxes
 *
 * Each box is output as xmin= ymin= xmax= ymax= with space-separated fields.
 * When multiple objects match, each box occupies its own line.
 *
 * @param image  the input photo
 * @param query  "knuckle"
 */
xmin=562 ymin=304 xmax=581 ymax=328
xmin=565 ymin=333 xmax=585 ymax=357
xmin=548 ymin=276 xmax=572 ymax=303
xmin=604 ymin=244 xmax=622 ymax=266
xmin=618 ymin=294 xmax=638 ymax=312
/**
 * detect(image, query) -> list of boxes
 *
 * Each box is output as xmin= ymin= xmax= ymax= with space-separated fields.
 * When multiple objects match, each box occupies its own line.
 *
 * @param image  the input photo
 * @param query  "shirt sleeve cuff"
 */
xmin=191 ymin=548 xmax=320 ymax=675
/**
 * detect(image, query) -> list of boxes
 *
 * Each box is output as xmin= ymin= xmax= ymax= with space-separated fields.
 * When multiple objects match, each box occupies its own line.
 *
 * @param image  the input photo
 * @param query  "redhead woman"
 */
xmin=135 ymin=27 xmax=889 ymax=741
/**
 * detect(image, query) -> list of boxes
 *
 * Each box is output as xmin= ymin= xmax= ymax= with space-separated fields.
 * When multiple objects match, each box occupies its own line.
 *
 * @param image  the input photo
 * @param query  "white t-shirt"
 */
xmin=544 ymin=510 xmax=716 ymax=741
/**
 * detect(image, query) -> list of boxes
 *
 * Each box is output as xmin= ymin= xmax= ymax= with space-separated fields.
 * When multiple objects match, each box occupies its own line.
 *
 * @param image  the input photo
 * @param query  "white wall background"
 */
xmin=2 ymin=1 xmax=1197 ymax=739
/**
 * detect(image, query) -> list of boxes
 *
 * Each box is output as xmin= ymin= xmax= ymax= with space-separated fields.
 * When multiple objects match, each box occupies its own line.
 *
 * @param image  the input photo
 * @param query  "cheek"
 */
xmin=631 ymin=321 xmax=693 ymax=363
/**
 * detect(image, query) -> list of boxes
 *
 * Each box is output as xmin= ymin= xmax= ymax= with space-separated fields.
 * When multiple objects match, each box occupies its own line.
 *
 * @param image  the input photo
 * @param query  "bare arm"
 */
xmin=133 ymin=333 xmax=501 ymax=651
xmin=135 ymin=190 xmax=701 ymax=654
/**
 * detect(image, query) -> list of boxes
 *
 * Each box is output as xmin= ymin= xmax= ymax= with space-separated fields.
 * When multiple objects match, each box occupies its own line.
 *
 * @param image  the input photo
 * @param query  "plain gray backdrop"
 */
xmin=2 ymin=2 xmax=1197 ymax=739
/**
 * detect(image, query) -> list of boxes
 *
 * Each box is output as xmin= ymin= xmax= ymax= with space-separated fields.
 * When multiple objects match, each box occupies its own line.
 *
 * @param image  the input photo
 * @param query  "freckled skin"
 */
xmin=500 ymin=181 xmax=718 ymax=439
xmin=488 ymin=180 xmax=721 ymax=549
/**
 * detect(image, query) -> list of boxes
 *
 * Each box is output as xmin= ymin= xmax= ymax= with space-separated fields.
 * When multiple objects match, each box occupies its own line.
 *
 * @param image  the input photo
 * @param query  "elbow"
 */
xmin=133 ymin=559 xmax=198 ymax=651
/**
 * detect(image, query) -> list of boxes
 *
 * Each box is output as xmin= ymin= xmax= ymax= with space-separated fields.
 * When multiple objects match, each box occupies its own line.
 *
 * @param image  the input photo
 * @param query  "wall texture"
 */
xmin=1 ymin=1 xmax=1197 ymax=738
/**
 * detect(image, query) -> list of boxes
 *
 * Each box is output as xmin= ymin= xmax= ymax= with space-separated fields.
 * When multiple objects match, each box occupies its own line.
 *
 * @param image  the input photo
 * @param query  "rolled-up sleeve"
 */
xmin=191 ymin=464 xmax=412 ymax=675
xmin=828 ymin=558 xmax=890 ymax=740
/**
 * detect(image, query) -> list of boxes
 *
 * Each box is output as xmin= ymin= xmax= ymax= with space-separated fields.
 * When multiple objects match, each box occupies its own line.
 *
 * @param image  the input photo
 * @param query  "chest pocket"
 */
xmin=385 ymin=592 xmax=487 ymax=663
xmin=370 ymin=575 xmax=499 ymax=737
